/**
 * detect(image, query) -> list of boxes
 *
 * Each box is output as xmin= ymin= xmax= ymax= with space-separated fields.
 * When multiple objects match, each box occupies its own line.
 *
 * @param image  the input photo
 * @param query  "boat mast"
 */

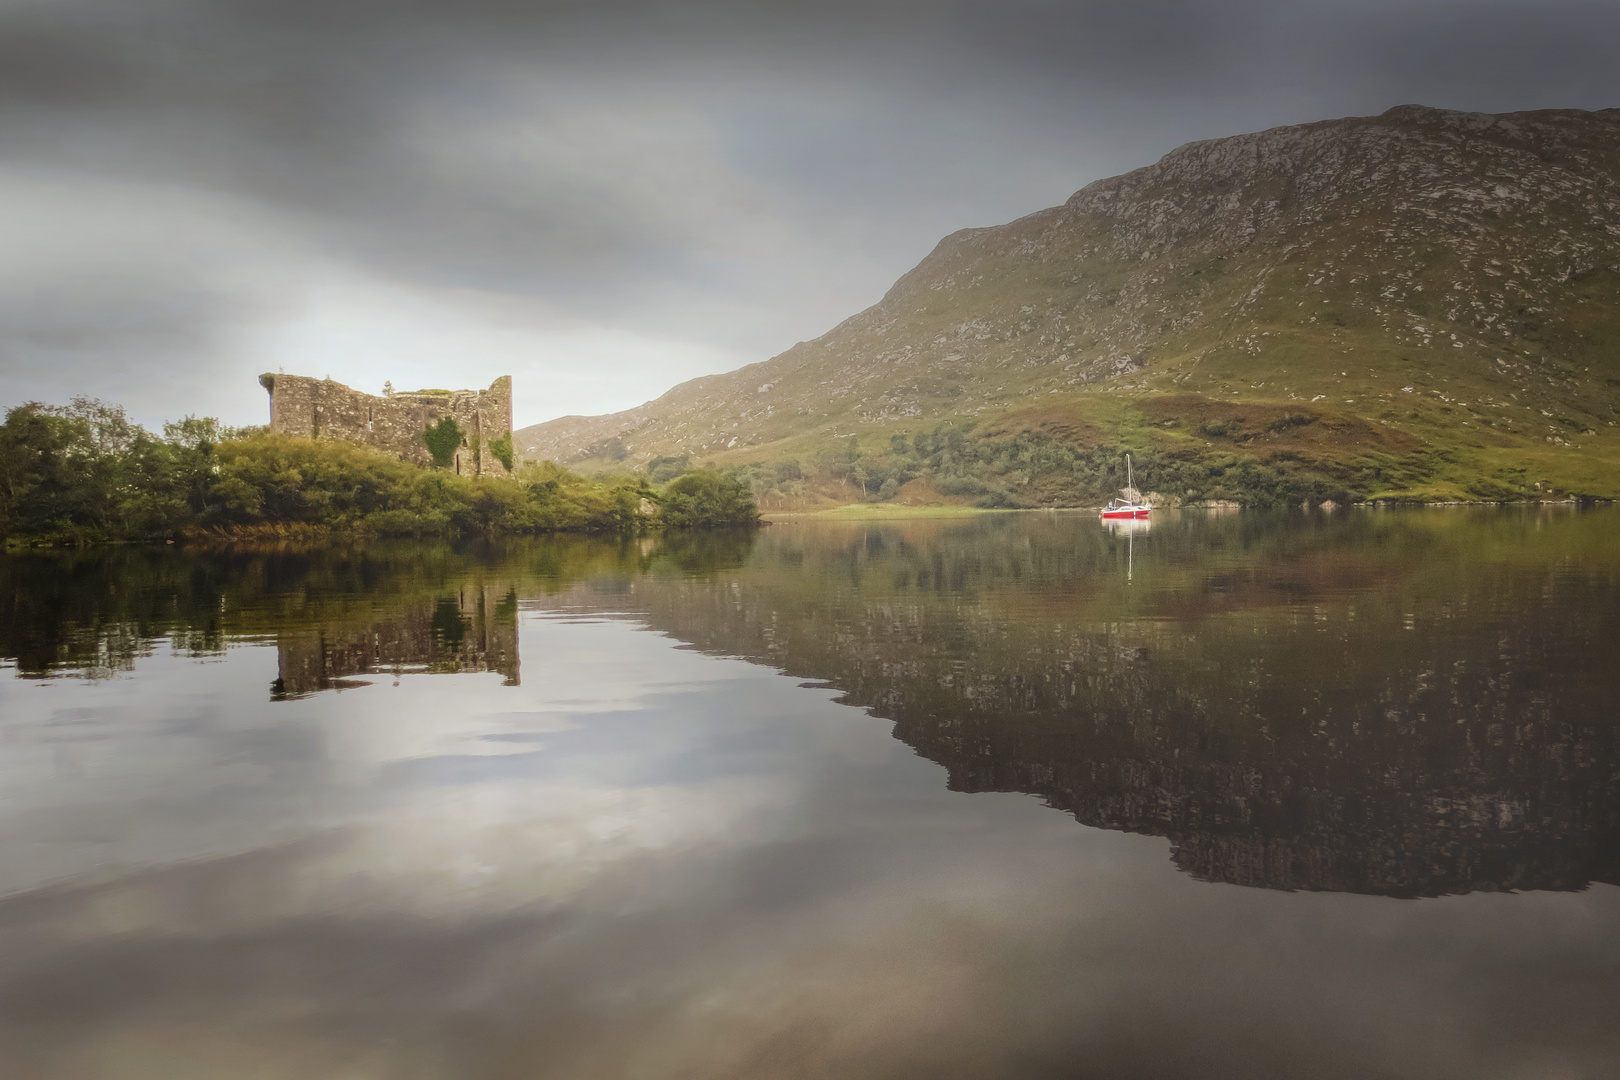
xmin=1126 ymin=453 xmax=1133 ymax=503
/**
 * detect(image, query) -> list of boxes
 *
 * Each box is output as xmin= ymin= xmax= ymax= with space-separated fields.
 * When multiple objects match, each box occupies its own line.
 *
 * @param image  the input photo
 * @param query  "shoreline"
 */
xmin=6 ymin=498 xmax=1606 ymax=549
xmin=760 ymin=496 xmax=1607 ymax=523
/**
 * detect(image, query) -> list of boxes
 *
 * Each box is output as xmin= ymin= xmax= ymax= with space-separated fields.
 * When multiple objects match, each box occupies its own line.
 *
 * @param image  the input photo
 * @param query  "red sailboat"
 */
xmin=1100 ymin=453 xmax=1150 ymax=520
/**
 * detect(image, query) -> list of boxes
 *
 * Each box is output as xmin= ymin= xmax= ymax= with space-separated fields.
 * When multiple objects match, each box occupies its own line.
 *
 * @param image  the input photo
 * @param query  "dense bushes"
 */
xmin=0 ymin=401 xmax=221 ymax=542
xmin=659 ymin=469 xmax=760 ymax=528
xmin=1 ymin=400 xmax=758 ymax=546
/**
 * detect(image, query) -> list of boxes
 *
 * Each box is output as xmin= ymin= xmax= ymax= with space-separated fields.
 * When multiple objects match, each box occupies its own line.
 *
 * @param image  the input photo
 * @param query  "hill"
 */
xmin=517 ymin=105 xmax=1620 ymax=506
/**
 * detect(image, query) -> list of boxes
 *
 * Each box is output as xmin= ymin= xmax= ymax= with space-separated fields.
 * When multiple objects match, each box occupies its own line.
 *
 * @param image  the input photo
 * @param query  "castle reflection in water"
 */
xmin=271 ymin=585 xmax=520 ymax=698
xmin=3 ymin=510 xmax=1616 ymax=899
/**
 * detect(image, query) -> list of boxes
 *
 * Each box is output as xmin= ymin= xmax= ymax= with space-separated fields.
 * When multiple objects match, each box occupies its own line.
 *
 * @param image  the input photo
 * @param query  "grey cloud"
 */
xmin=0 ymin=224 xmax=301 ymax=424
xmin=0 ymin=271 xmax=244 ymax=355
xmin=2 ymin=0 xmax=1619 ymax=422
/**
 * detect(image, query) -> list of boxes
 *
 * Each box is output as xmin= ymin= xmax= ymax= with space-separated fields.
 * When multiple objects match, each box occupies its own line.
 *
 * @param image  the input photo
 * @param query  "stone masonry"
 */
xmin=261 ymin=373 xmax=513 ymax=475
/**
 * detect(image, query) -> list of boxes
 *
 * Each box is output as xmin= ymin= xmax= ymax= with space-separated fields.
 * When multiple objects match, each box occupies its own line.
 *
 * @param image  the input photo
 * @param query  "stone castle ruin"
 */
xmin=261 ymin=373 xmax=514 ymax=475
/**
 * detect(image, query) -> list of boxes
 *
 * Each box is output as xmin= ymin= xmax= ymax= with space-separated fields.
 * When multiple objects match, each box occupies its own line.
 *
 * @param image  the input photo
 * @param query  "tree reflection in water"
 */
xmin=551 ymin=508 xmax=1620 ymax=898
xmin=4 ymin=508 xmax=1617 ymax=898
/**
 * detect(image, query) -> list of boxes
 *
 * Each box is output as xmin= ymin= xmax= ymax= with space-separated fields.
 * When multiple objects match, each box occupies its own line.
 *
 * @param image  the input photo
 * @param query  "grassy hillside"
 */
xmin=517 ymin=105 xmax=1620 ymax=506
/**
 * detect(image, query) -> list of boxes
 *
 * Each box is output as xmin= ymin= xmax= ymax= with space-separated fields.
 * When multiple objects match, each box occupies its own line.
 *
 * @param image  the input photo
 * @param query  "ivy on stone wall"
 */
xmin=423 ymin=417 xmax=463 ymax=468
xmin=489 ymin=433 xmax=514 ymax=472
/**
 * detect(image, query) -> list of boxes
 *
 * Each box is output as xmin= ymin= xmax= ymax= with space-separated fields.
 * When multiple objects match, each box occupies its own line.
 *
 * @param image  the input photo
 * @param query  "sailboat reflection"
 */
xmin=1103 ymin=516 xmax=1151 ymax=582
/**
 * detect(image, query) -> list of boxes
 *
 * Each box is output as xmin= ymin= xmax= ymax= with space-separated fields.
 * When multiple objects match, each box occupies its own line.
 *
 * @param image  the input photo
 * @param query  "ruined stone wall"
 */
xmin=262 ymin=373 xmax=513 ymax=475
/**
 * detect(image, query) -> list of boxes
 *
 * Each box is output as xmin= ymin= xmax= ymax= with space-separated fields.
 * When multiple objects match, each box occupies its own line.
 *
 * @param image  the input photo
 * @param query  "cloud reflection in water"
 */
xmin=0 ymin=511 xmax=1618 ymax=1078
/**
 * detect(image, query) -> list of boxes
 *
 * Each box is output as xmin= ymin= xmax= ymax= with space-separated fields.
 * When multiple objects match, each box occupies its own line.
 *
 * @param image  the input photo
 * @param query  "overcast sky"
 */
xmin=2 ymin=0 xmax=1618 ymax=429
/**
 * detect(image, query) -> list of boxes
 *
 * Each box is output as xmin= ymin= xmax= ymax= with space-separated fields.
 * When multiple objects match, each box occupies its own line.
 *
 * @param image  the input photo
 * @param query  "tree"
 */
xmin=37 ymin=396 xmax=141 ymax=455
xmin=658 ymin=470 xmax=760 ymax=528
xmin=646 ymin=454 xmax=690 ymax=483
xmin=0 ymin=404 xmax=107 ymax=539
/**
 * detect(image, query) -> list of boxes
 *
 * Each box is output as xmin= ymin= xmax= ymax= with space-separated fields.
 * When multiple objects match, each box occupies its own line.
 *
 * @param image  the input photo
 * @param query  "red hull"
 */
xmin=1100 ymin=507 xmax=1150 ymax=519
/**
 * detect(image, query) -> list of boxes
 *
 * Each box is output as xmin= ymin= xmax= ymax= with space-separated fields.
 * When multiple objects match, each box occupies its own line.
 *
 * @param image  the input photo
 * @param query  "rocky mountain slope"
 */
xmin=519 ymin=105 xmax=1620 ymax=504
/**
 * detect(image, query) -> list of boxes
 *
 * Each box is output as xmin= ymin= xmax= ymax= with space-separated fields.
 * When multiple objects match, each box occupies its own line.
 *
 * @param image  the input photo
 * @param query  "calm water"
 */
xmin=1 ymin=507 xmax=1617 ymax=1079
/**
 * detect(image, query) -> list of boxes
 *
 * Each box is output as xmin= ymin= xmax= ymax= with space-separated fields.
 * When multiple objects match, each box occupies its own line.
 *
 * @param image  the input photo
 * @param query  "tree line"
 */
xmin=1 ymin=399 xmax=758 ymax=546
xmin=729 ymin=420 xmax=1434 ymax=510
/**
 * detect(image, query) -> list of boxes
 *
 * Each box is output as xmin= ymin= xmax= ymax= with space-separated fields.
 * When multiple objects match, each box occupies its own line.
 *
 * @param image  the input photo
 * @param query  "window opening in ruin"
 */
xmin=455 ymin=453 xmax=461 ymax=476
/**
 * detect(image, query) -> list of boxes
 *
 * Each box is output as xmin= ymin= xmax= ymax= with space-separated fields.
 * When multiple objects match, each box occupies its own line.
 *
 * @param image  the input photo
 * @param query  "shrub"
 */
xmin=646 ymin=454 xmax=690 ymax=483
xmin=489 ymin=432 xmax=515 ymax=472
xmin=936 ymin=475 xmax=990 ymax=497
xmin=659 ymin=470 xmax=761 ymax=528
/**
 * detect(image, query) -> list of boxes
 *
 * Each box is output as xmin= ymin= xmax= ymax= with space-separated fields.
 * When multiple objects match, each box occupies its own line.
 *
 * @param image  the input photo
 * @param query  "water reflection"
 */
xmin=5 ymin=511 xmax=1617 ymax=901
xmin=273 ymin=585 xmax=521 ymax=697
xmin=2 ymin=511 xmax=1619 ymax=1078
xmin=1101 ymin=516 xmax=1150 ymax=582
xmin=544 ymin=509 xmax=1620 ymax=898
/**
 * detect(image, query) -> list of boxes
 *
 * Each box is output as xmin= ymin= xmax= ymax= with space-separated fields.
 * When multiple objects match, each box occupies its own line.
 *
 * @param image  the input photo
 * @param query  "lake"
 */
xmin=1 ymin=506 xmax=1617 ymax=1079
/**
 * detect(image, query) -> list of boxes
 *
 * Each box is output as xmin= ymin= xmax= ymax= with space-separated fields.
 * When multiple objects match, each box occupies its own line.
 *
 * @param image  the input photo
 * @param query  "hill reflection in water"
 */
xmin=3 ymin=508 xmax=1616 ymax=899
xmin=548 ymin=508 xmax=1620 ymax=898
